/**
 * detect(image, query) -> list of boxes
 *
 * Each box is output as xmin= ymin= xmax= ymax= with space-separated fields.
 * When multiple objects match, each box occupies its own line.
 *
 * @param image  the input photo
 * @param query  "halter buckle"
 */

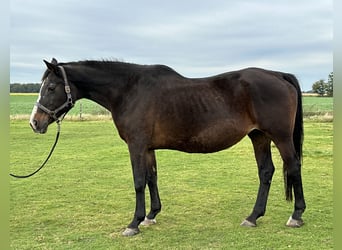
xmin=65 ymin=85 xmax=71 ymax=93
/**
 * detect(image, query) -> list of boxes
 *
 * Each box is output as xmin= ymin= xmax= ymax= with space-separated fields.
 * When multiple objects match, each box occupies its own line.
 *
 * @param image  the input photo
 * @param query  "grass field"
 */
xmin=9 ymin=100 xmax=333 ymax=249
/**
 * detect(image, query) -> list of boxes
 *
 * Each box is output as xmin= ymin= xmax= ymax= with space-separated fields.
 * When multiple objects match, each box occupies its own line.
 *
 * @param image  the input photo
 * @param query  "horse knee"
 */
xmin=134 ymin=177 xmax=146 ymax=192
xmin=134 ymin=185 xmax=145 ymax=194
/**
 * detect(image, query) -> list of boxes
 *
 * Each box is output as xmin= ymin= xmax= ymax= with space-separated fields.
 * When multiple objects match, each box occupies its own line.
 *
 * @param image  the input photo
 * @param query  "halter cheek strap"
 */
xmin=35 ymin=66 xmax=74 ymax=122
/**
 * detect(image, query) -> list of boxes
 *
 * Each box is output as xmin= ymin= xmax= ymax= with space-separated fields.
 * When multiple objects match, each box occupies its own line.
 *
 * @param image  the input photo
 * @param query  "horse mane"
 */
xmin=41 ymin=59 xmax=183 ymax=83
xmin=76 ymin=60 xmax=180 ymax=75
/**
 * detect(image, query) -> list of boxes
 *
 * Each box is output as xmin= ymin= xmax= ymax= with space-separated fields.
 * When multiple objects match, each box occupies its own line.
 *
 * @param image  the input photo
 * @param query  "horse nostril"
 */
xmin=30 ymin=119 xmax=38 ymax=129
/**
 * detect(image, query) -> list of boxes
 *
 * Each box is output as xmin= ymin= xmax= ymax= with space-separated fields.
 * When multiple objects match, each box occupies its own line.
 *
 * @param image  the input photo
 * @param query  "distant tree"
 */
xmin=10 ymin=83 xmax=21 ymax=93
xmin=311 ymin=72 xmax=333 ymax=97
xmin=312 ymin=79 xmax=326 ymax=96
xmin=10 ymin=83 xmax=40 ymax=93
xmin=326 ymin=72 xmax=333 ymax=97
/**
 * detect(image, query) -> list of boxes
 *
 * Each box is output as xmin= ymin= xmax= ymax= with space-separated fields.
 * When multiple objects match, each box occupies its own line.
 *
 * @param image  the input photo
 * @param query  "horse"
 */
xmin=29 ymin=58 xmax=306 ymax=236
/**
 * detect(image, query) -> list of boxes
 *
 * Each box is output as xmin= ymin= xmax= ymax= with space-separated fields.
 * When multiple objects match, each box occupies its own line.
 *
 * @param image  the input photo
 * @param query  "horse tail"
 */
xmin=282 ymin=73 xmax=304 ymax=201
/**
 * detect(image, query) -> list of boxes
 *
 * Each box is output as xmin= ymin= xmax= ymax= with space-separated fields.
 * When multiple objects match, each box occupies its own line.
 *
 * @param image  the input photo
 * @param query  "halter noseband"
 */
xmin=36 ymin=66 xmax=74 ymax=122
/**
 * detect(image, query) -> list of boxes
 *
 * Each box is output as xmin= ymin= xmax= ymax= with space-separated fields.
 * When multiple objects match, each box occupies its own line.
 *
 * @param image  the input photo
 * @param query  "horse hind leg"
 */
xmin=275 ymin=139 xmax=306 ymax=227
xmin=241 ymin=130 xmax=275 ymax=227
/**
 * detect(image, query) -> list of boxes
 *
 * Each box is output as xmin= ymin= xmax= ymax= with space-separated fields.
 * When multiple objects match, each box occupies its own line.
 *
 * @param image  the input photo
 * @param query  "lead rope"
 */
xmin=10 ymin=121 xmax=61 ymax=179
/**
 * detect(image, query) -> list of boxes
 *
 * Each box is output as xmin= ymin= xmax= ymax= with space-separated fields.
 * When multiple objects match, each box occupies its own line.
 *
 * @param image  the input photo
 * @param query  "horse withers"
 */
xmin=30 ymin=58 xmax=306 ymax=236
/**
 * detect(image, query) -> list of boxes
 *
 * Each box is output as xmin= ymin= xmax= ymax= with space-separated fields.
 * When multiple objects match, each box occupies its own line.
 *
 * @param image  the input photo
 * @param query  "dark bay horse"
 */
xmin=30 ymin=58 xmax=306 ymax=236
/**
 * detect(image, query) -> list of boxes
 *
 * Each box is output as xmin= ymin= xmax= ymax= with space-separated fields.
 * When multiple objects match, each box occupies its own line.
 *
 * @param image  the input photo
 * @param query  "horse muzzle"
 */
xmin=30 ymin=106 xmax=51 ymax=134
xmin=30 ymin=119 xmax=49 ymax=134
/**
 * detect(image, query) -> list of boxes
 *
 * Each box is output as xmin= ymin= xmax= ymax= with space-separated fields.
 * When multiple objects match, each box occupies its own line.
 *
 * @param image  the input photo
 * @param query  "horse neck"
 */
xmin=66 ymin=62 xmax=137 ymax=112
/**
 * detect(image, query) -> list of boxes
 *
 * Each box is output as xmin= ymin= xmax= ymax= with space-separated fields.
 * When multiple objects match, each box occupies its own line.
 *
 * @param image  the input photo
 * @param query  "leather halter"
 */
xmin=36 ymin=65 xmax=74 ymax=122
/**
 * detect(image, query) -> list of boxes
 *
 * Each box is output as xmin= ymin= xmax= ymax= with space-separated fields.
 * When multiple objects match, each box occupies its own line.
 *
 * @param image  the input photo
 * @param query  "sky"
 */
xmin=10 ymin=0 xmax=333 ymax=91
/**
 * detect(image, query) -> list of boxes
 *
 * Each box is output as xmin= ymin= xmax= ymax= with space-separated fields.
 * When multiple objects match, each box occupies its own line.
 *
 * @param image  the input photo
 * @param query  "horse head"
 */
xmin=30 ymin=58 xmax=74 ymax=133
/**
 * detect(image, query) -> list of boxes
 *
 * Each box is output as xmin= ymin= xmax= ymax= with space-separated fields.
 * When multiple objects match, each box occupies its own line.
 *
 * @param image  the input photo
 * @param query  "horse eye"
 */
xmin=47 ymin=83 xmax=56 ymax=91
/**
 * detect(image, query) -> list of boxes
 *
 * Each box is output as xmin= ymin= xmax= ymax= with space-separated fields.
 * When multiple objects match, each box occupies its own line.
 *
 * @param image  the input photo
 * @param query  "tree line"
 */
xmin=10 ymin=83 xmax=41 ymax=93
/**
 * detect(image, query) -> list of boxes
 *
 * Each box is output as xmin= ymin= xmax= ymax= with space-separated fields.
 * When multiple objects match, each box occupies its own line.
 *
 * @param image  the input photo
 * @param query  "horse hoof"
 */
xmin=240 ymin=219 xmax=256 ymax=227
xmin=122 ymin=227 xmax=140 ymax=236
xmin=140 ymin=217 xmax=157 ymax=226
xmin=286 ymin=216 xmax=304 ymax=227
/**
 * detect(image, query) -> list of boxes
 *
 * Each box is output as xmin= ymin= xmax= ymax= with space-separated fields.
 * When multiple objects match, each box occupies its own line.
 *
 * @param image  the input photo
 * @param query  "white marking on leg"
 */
xmin=122 ymin=227 xmax=140 ymax=236
xmin=286 ymin=216 xmax=304 ymax=227
xmin=141 ymin=216 xmax=157 ymax=226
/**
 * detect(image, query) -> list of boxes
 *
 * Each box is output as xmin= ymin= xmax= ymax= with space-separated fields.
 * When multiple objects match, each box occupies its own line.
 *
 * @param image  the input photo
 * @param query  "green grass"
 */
xmin=302 ymin=96 xmax=333 ymax=117
xmin=10 ymin=120 xmax=333 ymax=249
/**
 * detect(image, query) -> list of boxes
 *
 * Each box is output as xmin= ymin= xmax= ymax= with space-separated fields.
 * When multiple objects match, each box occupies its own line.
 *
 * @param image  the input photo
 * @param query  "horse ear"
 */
xmin=51 ymin=58 xmax=58 ymax=64
xmin=43 ymin=59 xmax=59 ymax=74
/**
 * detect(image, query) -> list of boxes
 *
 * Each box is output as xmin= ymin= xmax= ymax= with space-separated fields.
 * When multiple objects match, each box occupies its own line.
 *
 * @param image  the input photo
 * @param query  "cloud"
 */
xmin=10 ymin=0 xmax=332 ymax=90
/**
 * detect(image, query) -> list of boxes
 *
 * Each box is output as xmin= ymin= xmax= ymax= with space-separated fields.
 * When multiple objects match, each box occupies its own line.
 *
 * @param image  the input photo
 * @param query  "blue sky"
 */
xmin=10 ymin=0 xmax=332 ymax=91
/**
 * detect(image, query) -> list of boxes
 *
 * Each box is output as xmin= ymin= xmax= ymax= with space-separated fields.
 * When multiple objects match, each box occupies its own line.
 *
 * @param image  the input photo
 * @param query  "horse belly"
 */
xmin=152 ymin=119 xmax=249 ymax=153
xmin=186 ymin=122 xmax=247 ymax=153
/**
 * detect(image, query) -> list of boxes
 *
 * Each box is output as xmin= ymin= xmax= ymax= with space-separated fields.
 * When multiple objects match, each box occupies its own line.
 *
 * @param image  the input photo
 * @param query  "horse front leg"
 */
xmin=141 ymin=150 xmax=162 ymax=226
xmin=122 ymin=146 xmax=148 ymax=236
